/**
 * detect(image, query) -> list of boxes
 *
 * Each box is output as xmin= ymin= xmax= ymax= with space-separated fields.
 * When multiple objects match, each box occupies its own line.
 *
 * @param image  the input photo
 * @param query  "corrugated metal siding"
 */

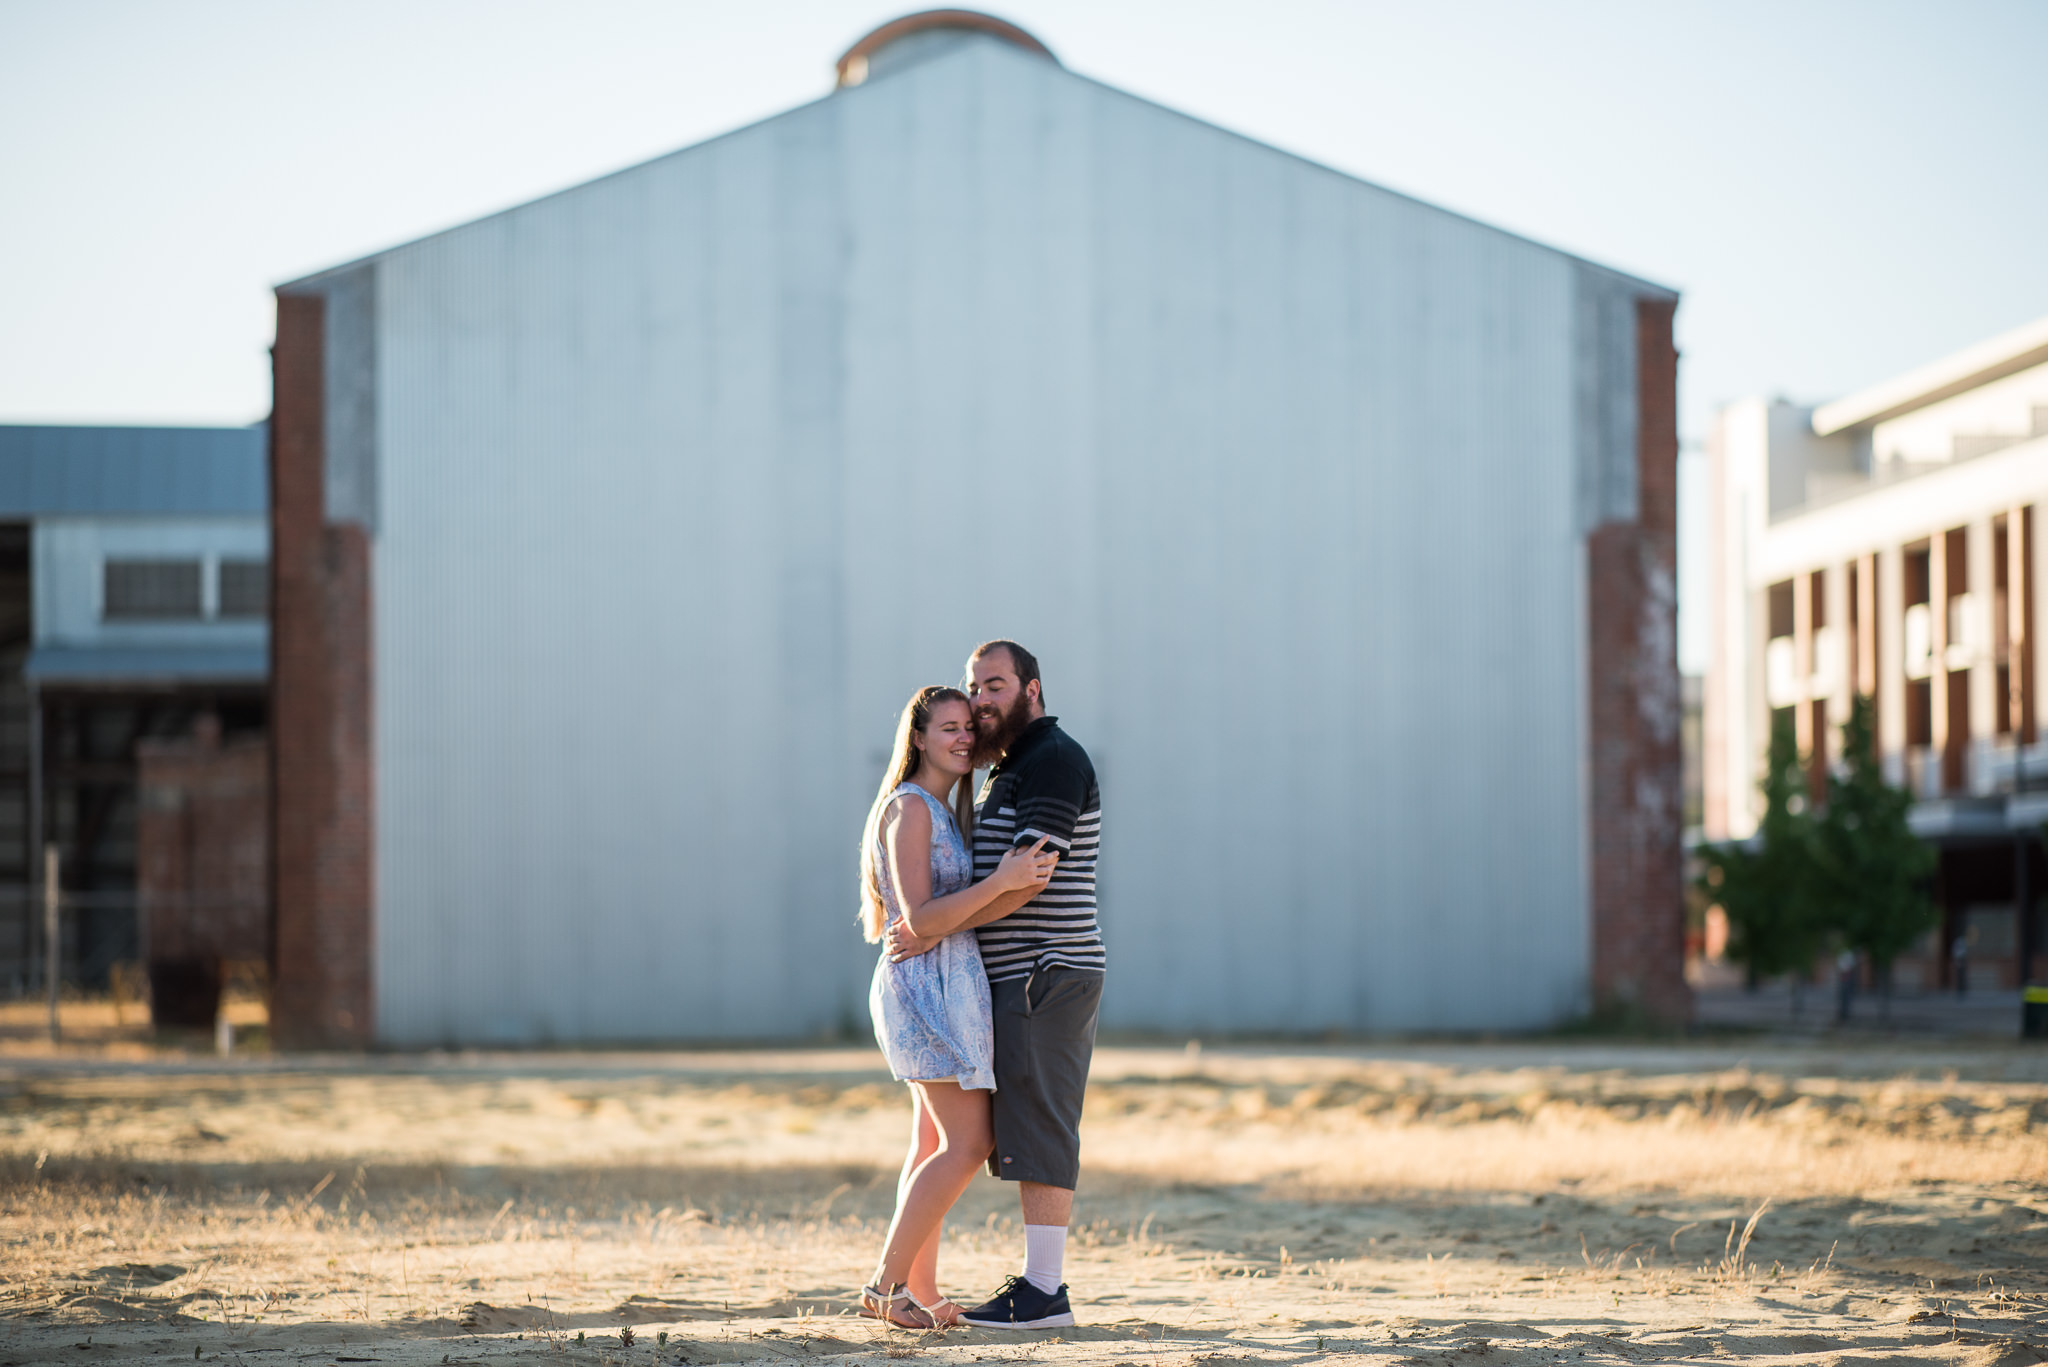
xmin=1573 ymin=266 xmax=1644 ymax=532
xmin=0 ymin=425 xmax=266 ymax=516
xmin=370 ymin=38 xmax=1622 ymax=1044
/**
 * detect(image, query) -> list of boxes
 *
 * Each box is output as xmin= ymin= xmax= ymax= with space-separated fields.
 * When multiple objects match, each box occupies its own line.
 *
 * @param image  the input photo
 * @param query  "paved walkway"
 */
xmin=1693 ymin=982 xmax=2029 ymax=1035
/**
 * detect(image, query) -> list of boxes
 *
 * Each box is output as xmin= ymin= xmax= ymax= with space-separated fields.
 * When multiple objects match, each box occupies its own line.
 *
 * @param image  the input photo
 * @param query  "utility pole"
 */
xmin=42 ymin=845 xmax=59 ymax=1044
xmin=2029 ymin=825 xmax=2047 ymax=1040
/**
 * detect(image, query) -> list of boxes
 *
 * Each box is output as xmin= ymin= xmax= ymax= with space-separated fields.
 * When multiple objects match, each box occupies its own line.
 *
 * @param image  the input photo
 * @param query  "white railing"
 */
xmin=1979 ymin=739 xmax=2048 ymax=794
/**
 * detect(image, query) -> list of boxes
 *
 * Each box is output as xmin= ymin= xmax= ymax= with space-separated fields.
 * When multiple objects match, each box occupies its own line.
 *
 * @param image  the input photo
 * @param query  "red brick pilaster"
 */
xmin=1586 ymin=297 xmax=1690 ymax=1024
xmin=139 ymin=719 xmax=270 ymax=967
xmin=270 ymin=292 xmax=374 ymax=1048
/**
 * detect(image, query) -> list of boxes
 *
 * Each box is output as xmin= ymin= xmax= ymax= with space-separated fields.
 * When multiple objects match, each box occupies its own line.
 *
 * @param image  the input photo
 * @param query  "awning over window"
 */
xmin=23 ymin=645 xmax=267 ymax=685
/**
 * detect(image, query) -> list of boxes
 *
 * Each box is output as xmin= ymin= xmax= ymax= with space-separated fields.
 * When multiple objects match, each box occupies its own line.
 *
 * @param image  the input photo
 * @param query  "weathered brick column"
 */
xmin=1585 ymin=297 xmax=1690 ymax=1024
xmin=138 ymin=716 xmax=269 ymax=1027
xmin=269 ymin=291 xmax=374 ymax=1048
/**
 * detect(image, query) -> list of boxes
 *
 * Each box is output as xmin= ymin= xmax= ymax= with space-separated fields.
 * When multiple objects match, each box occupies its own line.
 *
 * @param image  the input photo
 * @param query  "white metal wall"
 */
xmin=366 ymin=38 xmax=1651 ymax=1044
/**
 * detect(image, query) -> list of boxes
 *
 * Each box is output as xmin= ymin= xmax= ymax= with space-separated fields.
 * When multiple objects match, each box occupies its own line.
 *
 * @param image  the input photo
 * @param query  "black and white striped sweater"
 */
xmin=971 ymin=717 xmax=1104 ymax=983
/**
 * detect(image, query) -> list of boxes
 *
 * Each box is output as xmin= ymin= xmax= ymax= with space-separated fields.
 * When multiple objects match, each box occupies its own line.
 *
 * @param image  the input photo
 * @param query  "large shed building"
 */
xmin=270 ymin=12 xmax=1684 ymax=1047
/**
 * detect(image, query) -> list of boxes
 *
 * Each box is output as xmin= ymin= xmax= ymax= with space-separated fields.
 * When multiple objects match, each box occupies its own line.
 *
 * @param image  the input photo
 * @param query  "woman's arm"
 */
xmin=884 ymin=880 xmax=1043 ymax=962
xmin=882 ymin=796 xmax=1055 ymax=942
xmin=889 ymin=758 xmax=1086 ymax=959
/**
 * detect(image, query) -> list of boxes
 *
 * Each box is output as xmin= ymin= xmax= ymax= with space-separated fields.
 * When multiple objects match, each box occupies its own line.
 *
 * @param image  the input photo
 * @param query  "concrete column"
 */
xmin=1793 ymin=569 xmax=1814 ymax=757
xmin=2010 ymin=506 xmax=2035 ymax=744
xmin=1932 ymin=531 xmax=1950 ymax=793
xmin=1970 ymin=514 xmax=1998 ymax=792
xmin=1878 ymin=544 xmax=1907 ymax=784
xmin=2036 ymin=504 xmax=2048 ymax=754
xmin=1702 ymin=427 xmax=1733 ymax=841
xmin=1856 ymin=551 xmax=1878 ymax=697
xmin=1825 ymin=560 xmax=1853 ymax=746
xmin=1740 ymin=582 xmax=1770 ymax=836
xmin=1705 ymin=422 xmax=1754 ymax=841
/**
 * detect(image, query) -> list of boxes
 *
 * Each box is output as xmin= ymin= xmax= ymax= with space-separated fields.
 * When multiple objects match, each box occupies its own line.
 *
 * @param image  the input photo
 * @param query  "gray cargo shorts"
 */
xmin=986 ymin=963 xmax=1103 ymax=1188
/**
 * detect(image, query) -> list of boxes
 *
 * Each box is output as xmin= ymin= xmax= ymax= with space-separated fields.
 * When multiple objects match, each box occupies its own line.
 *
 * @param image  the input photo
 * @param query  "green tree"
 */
xmin=1810 ymin=693 xmax=1937 ymax=1016
xmin=1698 ymin=710 xmax=1828 ymax=1002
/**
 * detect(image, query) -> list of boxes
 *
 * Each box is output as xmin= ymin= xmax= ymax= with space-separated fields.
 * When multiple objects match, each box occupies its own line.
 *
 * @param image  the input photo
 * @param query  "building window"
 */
xmin=1903 ymin=603 xmax=1934 ymax=679
xmin=1810 ymin=625 xmax=1842 ymax=697
xmin=217 ymin=559 xmax=268 ymax=618
xmin=103 ymin=559 xmax=203 ymax=620
xmin=1765 ymin=578 xmax=1800 ymax=707
xmin=1906 ymin=679 xmax=1933 ymax=746
xmin=1767 ymin=580 xmax=1795 ymax=639
xmin=1946 ymin=592 xmax=1984 ymax=669
xmin=1765 ymin=637 xmax=1801 ymax=708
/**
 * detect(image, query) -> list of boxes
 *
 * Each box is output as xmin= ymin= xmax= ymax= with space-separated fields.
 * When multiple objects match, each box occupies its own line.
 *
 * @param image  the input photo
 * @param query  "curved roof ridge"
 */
xmin=835 ymin=9 xmax=1055 ymax=88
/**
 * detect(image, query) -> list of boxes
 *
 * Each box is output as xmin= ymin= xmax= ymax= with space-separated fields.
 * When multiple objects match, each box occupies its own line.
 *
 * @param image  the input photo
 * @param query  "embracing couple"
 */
xmin=855 ymin=640 xmax=1104 ymax=1331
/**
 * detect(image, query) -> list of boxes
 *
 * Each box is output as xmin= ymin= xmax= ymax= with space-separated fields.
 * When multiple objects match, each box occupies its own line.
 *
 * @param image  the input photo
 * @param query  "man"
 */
xmin=886 ymin=639 xmax=1103 ymax=1329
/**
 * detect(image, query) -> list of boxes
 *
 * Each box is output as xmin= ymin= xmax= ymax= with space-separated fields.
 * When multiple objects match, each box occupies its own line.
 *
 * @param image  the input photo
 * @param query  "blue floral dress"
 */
xmin=868 ymin=783 xmax=996 ymax=1091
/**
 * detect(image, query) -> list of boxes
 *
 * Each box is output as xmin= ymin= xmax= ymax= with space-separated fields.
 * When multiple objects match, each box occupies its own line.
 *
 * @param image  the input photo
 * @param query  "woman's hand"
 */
xmin=994 ymin=837 xmax=1058 ymax=893
xmin=885 ymin=919 xmax=937 ymax=963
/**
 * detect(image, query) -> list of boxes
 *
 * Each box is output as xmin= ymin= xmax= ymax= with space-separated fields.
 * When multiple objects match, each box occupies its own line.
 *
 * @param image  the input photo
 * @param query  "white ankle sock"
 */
xmin=1022 ymin=1224 xmax=1067 ymax=1294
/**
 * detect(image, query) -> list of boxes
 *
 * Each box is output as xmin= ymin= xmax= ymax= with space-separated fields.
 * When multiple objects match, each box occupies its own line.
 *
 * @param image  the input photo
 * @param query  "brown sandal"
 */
xmin=859 ymin=1282 xmax=936 ymax=1330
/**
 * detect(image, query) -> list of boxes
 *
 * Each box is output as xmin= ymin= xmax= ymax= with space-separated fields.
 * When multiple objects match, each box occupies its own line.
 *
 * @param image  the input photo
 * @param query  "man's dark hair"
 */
xmin=970 ymin=639 xmax=1042 ymax=700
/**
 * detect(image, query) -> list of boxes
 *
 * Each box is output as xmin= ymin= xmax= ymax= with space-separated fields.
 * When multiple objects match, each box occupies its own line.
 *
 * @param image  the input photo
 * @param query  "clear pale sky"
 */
xmin=4 ymin=0 xmax=2045 ymax=670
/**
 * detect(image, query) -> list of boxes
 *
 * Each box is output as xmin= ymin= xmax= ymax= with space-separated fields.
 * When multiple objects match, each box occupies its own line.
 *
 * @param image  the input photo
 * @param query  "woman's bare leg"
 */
xmin=869 ymin=1082 xmax=992 ymax=1301
xmin=866 ymin=1088 xmax=944 ymax=1325
xmin=904 ymin=1178 xmax=945 ymax=1308
xmin=897 ymin=1087 xmax=939 ymax=1212
xmin=894 ymin=1091 xmax=973 ymax=1308
xmin=873 ymin=1087 xmax=939 ymax=1296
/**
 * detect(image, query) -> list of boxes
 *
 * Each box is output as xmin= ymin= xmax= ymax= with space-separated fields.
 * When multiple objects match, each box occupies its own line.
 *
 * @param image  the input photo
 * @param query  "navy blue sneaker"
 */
xmin=958 ymin=1274 xmax=1075 ymax=1329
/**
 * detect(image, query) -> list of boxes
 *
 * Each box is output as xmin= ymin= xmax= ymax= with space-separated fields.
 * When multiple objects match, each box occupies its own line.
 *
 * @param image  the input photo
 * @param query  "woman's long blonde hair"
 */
xmin=859 ymin=685 xmax=975 ymax=942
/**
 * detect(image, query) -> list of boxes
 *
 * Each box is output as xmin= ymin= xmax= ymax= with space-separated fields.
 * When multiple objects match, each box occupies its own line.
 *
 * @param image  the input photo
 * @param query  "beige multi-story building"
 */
xmin=1705 ymin=313 xmax=2048 ymax=991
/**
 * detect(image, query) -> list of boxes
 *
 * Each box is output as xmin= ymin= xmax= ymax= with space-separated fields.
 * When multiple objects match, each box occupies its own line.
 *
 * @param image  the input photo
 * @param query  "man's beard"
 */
xmin=969 ymin=693 xmax=1032 ymax=768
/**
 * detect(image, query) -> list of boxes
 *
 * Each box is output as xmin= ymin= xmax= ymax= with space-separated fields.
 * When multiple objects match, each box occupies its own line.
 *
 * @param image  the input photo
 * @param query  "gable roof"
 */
xmin=282 ymin=31 xmax=1674 ymax=300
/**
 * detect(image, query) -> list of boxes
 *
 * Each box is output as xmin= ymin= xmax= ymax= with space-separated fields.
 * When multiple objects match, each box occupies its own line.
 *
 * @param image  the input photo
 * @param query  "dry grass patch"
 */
xmin=0 ymin=1042 xmax=2044 ymax=1366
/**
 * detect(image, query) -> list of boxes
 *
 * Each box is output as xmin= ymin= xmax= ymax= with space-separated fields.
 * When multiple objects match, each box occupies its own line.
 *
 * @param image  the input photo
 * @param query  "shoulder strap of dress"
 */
xmin=887 ymin=782 xmax=955 ymax=826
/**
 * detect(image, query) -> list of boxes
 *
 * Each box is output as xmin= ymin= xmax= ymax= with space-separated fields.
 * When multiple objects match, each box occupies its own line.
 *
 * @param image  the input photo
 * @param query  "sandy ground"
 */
xmin=1 ymin=1034 xmax=2045 ymax=1367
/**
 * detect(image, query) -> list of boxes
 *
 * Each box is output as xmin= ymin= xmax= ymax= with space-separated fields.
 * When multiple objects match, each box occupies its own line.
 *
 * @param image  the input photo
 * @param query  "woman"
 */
xmin=858 ymin=685 xmax=1056 ymax=1329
